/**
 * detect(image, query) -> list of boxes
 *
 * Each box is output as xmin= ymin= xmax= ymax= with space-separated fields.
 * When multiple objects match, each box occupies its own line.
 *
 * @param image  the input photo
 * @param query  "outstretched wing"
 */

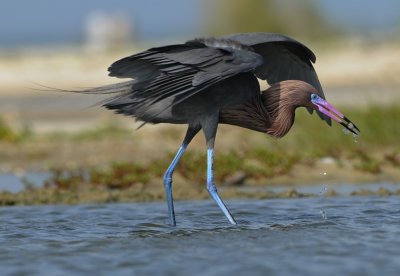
xmin=223 ymin=33 xmax=331 ymax=125
xmin=106 ymin=38 xmax=263 ymax=117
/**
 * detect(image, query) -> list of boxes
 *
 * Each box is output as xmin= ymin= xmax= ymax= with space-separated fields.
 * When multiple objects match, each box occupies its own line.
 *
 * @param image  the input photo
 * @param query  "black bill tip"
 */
xmin=340 ymin=121 xmax=359 ymax=136
xmin=343 ymin=116 xmax=360 ymax=132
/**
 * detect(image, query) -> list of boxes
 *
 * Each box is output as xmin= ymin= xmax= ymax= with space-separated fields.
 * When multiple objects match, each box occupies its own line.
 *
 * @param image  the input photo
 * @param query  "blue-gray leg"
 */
xmin=163 ymin=144 xmax=187 ymax=226
xmin=201 ymin=115 xmax=237 ymax=225
xmin=207 ymin=149 xmax=237 ymax=225
xmin=163 ymin=126 xmax=200 ymax=226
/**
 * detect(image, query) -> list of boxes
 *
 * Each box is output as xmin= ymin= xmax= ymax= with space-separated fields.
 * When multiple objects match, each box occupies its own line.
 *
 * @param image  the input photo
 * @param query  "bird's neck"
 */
xmin=218 ymin=84 xmax=300 ymax=137
xmin=261 ymin=85 xmax=299 ymax=138
xmin=218 ymin=94 xmax=270 ymax=133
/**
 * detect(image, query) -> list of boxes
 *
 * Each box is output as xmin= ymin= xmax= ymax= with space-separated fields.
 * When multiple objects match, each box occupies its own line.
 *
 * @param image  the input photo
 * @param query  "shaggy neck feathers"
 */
xmin=219 ymin=80 xmax=312 ymax=138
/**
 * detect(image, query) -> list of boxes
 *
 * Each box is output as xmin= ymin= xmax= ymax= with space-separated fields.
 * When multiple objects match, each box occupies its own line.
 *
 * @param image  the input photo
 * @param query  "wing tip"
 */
xmin=224 ymin=32 xmax=317 ymax=63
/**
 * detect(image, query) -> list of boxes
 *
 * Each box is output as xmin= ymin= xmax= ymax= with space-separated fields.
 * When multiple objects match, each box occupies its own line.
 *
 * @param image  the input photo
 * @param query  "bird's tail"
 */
xmin=73 ymin=81 xmax=135 ymax=95
xmin=37 ymin=80 xmax=155 ymax=128
xmin=74 ymin=81 xmax=136 ymax=108
xmin=35 ymin=80 xmax=136 ymax=108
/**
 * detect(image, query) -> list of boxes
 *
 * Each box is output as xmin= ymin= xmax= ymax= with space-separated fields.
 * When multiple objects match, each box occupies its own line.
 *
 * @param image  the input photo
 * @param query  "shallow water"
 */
xmin=0 ymin=196 xmax=399 ymax=276
xmin=0 ymin=172 xmax=49 ymax=193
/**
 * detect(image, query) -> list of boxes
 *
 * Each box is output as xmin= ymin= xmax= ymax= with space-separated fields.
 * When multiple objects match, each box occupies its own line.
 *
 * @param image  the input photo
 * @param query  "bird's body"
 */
xmin=77 ymin=33 xmax=359 ymax=225
xmin=128 ymin=72 xmax=259 ymax=126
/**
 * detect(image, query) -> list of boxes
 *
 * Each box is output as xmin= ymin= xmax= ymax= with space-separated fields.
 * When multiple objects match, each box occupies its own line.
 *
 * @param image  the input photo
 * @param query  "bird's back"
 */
xmin=109 ymin=72 xmax=260 ymax=125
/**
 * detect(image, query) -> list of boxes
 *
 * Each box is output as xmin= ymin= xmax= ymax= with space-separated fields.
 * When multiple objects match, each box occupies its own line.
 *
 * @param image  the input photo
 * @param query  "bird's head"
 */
xmin=264 ymin=80 xmax=360 ymax=136
xmin=297 ymin=82 xmax=360 ymax=136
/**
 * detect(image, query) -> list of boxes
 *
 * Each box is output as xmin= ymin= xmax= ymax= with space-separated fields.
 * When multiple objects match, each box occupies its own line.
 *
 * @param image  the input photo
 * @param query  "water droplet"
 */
xmin=318 ymin=185 xmax=328 ymax=196
xmin=342 ymin=128 xmax=350 ymax=135
xmin=352 ymin=133 xmax=358 ymax=143
xmin=320 ymin=209 xmax=328 ymax=220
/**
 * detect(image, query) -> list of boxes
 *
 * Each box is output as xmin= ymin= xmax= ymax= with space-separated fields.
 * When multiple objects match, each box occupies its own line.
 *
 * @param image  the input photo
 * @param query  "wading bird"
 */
xmin=79 ymin=33 xmax=359 ymax=225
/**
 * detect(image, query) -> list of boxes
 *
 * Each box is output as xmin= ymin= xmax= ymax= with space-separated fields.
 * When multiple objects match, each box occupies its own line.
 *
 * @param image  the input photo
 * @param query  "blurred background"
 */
xmin=1 ymin=0 xmax=399 ymax=131
xmin=0 ymin=0 xmax=399 ymax=196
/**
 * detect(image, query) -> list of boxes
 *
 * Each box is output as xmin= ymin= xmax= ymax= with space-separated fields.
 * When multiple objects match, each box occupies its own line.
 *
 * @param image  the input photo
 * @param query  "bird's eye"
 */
xmin=311 ymin=94 xmax=318 ymax=101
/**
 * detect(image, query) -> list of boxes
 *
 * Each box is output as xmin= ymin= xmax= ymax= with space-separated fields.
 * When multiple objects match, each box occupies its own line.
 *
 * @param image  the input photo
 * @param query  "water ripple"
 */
xmin=1 ymin=196 xmax=399 ymax=275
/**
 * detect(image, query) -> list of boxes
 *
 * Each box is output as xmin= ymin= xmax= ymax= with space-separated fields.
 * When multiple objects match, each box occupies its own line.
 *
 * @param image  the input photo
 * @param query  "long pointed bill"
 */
xmin=311 ymin=95 xmax=360 ymax=136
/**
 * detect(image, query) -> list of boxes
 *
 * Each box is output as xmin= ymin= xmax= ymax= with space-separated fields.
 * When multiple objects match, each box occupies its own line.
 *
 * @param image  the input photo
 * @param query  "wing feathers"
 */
xmin=106 ymin=38 xmax=263 ymax=121
xmin=225 ymin=33 xmax=330 ymax=125
xmin=104 ymin=33 xmax=328 ymax=125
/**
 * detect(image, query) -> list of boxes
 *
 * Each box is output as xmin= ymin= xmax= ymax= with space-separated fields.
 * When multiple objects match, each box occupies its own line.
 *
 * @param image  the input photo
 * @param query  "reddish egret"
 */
xmin=78 ymin=33 xmax=359 ymax=225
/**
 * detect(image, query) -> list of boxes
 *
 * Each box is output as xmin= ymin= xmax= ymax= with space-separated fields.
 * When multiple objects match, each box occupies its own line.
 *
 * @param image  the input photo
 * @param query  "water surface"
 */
xmin=1 ymin=196 xmax=399 ymax=275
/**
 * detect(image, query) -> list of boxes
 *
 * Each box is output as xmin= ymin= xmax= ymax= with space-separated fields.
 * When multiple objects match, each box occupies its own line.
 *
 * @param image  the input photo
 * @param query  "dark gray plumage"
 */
xmin=76 ymin=33 xmax=359 ymax=225
xmin=102 ymin=33 xmax=329 ymax=126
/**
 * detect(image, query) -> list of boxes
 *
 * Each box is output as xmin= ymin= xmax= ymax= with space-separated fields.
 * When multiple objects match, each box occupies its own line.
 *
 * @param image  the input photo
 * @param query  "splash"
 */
xmin=342 ymin=128 xmax=351 ymax=135
xmin=352 ymin=133 xmax=358 ymax=143
xmin=318 ymin=186 xmax=328 ymax=219
xmin=318 ymin=185 xmax=328 ymax=196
